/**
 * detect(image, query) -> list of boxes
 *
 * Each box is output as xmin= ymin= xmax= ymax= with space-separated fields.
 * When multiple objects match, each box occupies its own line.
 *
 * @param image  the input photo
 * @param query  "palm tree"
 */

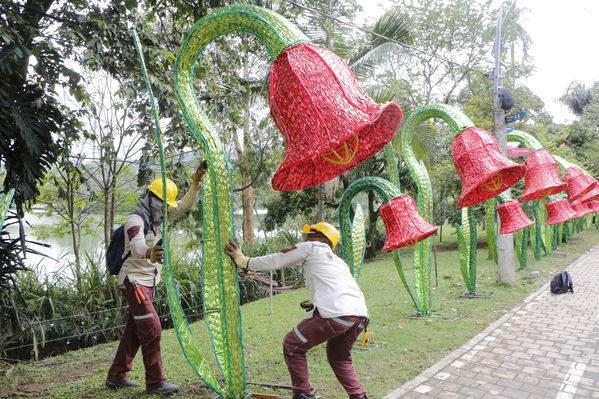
xmin=560 ymin=81 xmax=595 ymax=117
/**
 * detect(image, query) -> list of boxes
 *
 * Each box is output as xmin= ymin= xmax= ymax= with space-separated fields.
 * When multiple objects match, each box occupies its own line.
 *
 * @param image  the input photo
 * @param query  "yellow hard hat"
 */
xmin=148 ymin=178 xmax=179 ymax=208
xmin=303 ymin=222 xmax=340 ymax=250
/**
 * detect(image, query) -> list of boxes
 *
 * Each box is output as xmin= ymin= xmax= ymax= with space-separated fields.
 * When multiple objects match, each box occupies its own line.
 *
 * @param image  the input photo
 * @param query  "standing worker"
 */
xmin=224 ymin=222 xmax=369 ymax=399
xmin=106 ymin=162 xmax=207 ymax=395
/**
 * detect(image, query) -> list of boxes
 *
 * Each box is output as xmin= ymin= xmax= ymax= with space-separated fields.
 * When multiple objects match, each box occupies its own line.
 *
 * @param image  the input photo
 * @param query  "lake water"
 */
xmin=3 ymin=209 xmax=103 ymax=275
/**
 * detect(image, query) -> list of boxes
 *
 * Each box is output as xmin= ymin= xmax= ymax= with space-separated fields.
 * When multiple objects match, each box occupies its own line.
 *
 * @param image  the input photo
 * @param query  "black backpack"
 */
xmin=550 ymin=271 xmax=573 ymax=294
xmin=106 ymin=210 xmax=149 ymax=275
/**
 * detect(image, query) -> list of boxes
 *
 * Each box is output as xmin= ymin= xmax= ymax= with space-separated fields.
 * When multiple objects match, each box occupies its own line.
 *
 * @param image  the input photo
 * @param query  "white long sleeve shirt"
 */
xmin=248 ymin=241 xmax=368 ymax=319
xmin=118 ymin=183 xmax=200 ymax=287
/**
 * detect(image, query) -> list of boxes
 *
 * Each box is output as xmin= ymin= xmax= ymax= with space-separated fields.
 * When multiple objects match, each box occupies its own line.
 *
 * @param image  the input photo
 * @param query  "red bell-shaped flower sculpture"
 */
xmin=269 ymin=42 xmax=403 ymax=191
xmin=571 ymin=201 xmax=592 ymax=218
xmin=587 ymin=201 xmax=599 ymax=213
xmin=565 ymin=166 xmax=597 ymax=202
xmin=545 ymin=198 xmax=578 ymax=225
xmin=496 ymin=200 xmax=534 ymax=234
xmin=575 ymin=180 xmax=599 ymax=203
xmin=520 ymin=150 xmax=566 ymax=202
xmin=452 ymin=128 xmax=525 ymax=208
xmin=380 ymin=195 xmax=438 ymax=251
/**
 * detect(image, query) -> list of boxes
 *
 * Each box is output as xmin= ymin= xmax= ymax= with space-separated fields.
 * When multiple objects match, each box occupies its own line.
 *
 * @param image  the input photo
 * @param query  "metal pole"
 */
xmin=269 ymin=271 xmax=273 ymax=315
xmin=492 ymin=12 xmax=516 ymax=286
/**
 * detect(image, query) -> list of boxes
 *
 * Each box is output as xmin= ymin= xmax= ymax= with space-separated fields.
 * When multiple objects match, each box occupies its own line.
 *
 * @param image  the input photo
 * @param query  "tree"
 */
xmin=0 ymin=0 xmax=79 ymax=212
xmin=560 ymin=81 xmax=597 ymax=117
xmin=36 ymin=158 xmax=98 ymax=294
xmin=78 ymin=72 xmax=144 ymax=247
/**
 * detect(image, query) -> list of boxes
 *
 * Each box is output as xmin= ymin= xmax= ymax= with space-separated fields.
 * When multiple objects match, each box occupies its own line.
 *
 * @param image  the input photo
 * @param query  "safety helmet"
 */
xmin=148 ymin=178 xmax=179 ymax=208
xmin=302 ymin=222 xmax=340 ymax=251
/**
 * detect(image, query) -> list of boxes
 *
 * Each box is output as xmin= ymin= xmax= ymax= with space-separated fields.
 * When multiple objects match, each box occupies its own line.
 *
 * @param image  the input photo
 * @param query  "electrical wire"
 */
xmin=283 ymin=0 xmax=489 ymax=76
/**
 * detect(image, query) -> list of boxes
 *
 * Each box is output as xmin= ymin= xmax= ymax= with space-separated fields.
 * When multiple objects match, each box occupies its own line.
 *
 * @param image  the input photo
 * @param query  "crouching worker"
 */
xmin=224 ymin=222 xmax=369 ymax=399
xmin=106 ymin=162 xmax=207 ymax=395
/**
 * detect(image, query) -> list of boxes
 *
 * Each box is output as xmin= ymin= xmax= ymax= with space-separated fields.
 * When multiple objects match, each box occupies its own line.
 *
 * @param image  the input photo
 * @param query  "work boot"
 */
xmin=106 ymin=379 xmax=141 ymax=389
xmin=292 ymin=394 xmax=315 ymax=399
xmin=147 ymin=381 xmax=179 ymax=395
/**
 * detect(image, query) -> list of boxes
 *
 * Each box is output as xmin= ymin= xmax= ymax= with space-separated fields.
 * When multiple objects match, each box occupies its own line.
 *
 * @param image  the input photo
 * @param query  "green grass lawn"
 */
xmin=2 ymin=228 xmax=599 ymax=398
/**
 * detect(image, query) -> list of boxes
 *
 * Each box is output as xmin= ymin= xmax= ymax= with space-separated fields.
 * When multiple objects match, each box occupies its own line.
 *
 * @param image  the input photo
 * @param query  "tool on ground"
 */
xmin=361 ymin=318 xmax=370 ymax=347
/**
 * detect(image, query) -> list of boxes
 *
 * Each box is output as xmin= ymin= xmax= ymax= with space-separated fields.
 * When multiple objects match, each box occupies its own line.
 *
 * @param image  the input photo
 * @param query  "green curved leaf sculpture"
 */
xmin=0 ymin=189 xmax=15 ymax=229
xmin=338 ymin=176 xmax=424 ymax=310
xmin=399 ymin=103 xmax=478 ymax=305
xmin=135 ymin=4 xmax=311 ymax=397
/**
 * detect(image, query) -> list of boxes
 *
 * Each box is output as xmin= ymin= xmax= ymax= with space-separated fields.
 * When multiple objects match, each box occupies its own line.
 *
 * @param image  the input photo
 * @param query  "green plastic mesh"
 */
xmin=337 ymin=177 xmax=422 ymax=308
xmin=399 ymin=104 xmax=475 ymax=310
xmin=350 ymin=205 xmax=366 ymax=280
xmin=133 ymin=30 xmax=225 ymax=394
xmin=456 ymin=207 xmax=477 ymax=294
xmin=515 ymin=201 xmax=531 ymax=270
xmin=485 ymin=198 xmax=498 ymax=264
xmin=0 ymin=189 xmax=15 ymax=229
xmin=134 ymin=5 xmax=309 ymax=398
xmin=539 ymin=197 xmax=552 ymax=254
xmin=531 ymin=201 xmax=542 ymax=260
xmin=505 ymin=131 xmax=587 ymax=258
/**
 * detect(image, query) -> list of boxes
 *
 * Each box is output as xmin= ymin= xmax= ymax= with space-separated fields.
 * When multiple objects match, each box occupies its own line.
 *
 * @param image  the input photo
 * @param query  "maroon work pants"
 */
xmin=283 ymin=309 xmax=367 ymax=398
xmin=107 ymin=279 xmax=165 ymax=390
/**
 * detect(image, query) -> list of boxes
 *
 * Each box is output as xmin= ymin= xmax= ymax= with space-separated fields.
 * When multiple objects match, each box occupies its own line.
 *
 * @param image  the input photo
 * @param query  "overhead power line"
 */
xmin=283 ymin=0 xmax=489 ymax=76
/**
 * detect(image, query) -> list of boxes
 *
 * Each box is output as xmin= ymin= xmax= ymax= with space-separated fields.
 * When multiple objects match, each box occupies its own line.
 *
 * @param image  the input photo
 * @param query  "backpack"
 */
xmin=106 ymin=210 xmax=149 ymax=275
xmin=550 ymin=271 xmax=573 ymax=294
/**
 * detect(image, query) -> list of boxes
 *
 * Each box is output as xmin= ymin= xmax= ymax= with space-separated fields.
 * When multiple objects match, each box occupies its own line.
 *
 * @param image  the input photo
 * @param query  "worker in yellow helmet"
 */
xmin=224 ymin=222 xmax=369 ymax=399
xmin=107 ymin=161 xmax=207 ymax=395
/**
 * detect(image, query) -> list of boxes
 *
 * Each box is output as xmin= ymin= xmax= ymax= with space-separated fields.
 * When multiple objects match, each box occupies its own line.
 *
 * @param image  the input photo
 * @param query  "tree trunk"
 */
xmin=317 ymin=184 xmax=325 ymax=222
xmin=67 ymin=176 xmax=82 ymax=296
xmin=365 ymin=191 xmax=378 ymax=259
xmin=240 ymin=104 xmax=255 ymax=241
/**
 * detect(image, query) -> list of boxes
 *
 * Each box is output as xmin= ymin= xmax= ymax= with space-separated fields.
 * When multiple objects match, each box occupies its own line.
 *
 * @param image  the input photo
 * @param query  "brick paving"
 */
xmin=384 ymin=243 xmax=599 ymax=399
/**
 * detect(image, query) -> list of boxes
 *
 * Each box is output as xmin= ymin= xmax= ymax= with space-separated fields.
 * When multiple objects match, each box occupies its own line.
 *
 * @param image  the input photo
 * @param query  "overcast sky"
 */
xmin=521 ymin=0 xmax=599 ymax=123
xmin=358 ymin=0 xmax=599 ymax=124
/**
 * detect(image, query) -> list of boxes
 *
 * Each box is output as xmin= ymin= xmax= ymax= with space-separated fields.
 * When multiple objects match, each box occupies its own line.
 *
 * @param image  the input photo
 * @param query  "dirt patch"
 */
xmin=1 ymin=358 xmax=110 ymax=398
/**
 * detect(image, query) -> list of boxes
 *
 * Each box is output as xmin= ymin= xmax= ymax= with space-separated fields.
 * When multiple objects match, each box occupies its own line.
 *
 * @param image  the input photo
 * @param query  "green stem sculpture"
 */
xmin=399 ymin=104 xmax=478 ymax=301
xmin=0 ymin=189 xmax=15 ymax=229
xmin=506 ymin=131 xmax=593 ymax=260
xmin=338 ymin=176 xmax=423 ymax=310
xmin=137 ymin=5 xmax=310 ymax=398
xmin=505 ymin=130 xmax=548 ymax=259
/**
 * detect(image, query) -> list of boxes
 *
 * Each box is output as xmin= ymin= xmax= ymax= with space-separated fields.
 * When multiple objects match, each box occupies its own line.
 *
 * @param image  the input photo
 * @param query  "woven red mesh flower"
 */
xmin=520 ymin=150 xmax=566 ymax=202
xmin=452 ymin=128 xmax=525 ymax=208
xmin=545 ymin=198 xmax=578 ymax=225
xmin=496 ymin=200 xmax=533 ymax=234
xmin=587 ymin=201 xmax=599 ymax=213
xmin=380 ymin=195 xmax=438 ymax=251
xmin=269 ymin=42 xmax=403 ymax=191
xmin=565 ymin=167 xmax=597 ymax=202
xmin=576 ymin=180 xmax=599 ymax=203
xmin=571 ymin=201 xmax=592 ymax=218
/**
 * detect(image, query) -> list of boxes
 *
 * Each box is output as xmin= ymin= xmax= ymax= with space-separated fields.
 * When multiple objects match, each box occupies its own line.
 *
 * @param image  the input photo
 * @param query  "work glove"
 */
xmin=224 ymin=239 xmax=249 ymax=270
xmin=299 ymin=300 xmax=314 ymax=312
xmin=192 ymin=160 xmax=208 ymax=183
xmin=146 ymin=245 xmax=164 ymax=264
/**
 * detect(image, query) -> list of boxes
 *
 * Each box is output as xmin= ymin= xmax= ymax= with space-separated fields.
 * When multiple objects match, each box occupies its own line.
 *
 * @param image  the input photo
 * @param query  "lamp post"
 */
xmin=492 ymin=2 xmax=517 ymax=285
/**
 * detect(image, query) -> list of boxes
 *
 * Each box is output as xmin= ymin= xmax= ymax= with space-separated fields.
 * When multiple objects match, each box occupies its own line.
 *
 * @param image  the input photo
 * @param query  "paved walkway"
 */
xmin=384 ymin=243 xmax=599 ymax=399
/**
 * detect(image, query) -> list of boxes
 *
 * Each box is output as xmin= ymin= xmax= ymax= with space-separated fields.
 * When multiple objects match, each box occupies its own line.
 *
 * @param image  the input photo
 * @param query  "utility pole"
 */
xmin=492 ymin=7 xmax=516 ymax=285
